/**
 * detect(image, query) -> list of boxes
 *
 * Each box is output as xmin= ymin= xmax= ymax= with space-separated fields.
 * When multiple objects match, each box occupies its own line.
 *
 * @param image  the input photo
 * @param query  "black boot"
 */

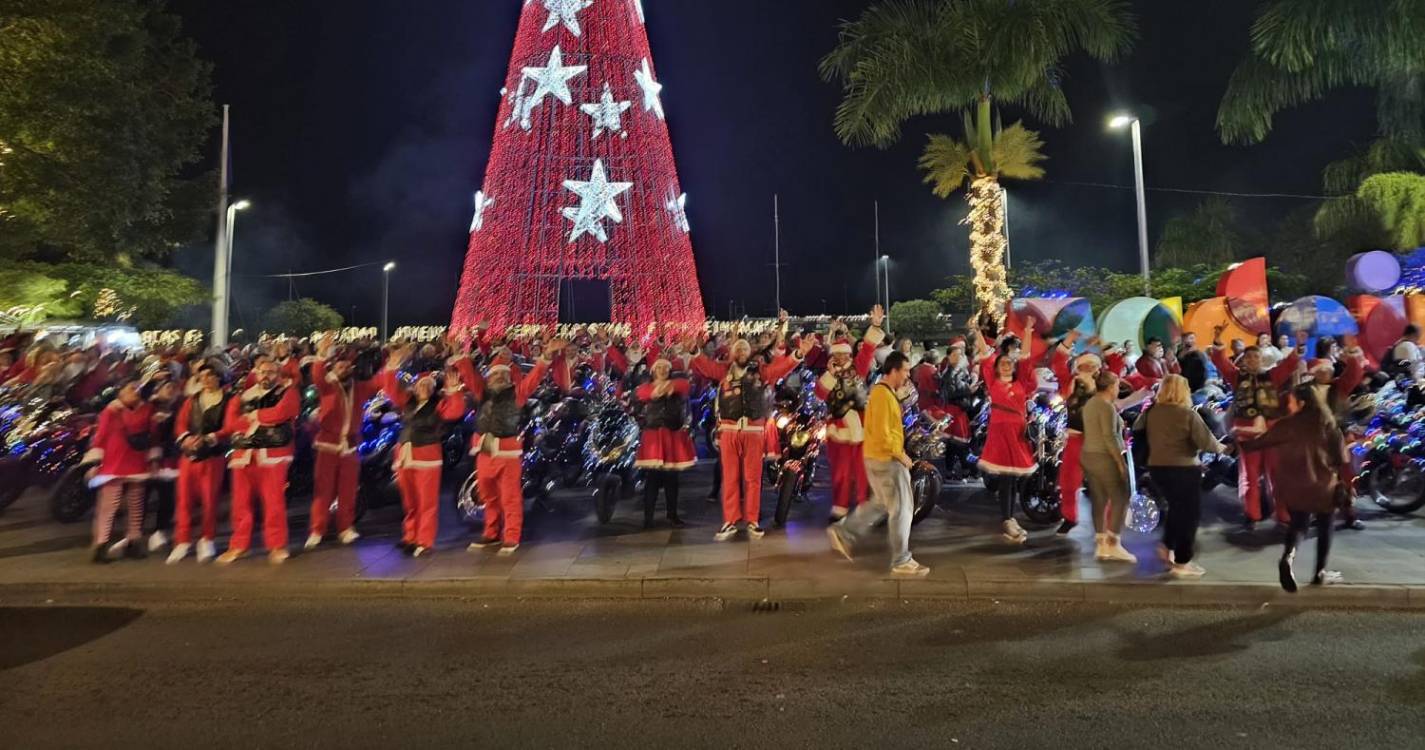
xmin=643 ymin=474 xmax=659 ymax=529
xmin=91 ymin=546 xmax=112 ymax=565
xmin=123 ymin=540 xmax=147 ymax=560
xmin=665 ymin=473 xmax=685 ymax=528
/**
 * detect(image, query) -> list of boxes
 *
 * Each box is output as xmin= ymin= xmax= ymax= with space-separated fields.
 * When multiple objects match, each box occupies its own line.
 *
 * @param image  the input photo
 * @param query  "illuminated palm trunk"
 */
xmin=963 ymin=175 xmax=1010 ymax=327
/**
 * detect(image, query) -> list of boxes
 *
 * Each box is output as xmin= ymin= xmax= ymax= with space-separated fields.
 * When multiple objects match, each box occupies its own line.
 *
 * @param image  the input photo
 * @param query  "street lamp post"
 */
xmin=1110 ymin=114 xmax=1151 ymax=295
xmin=879 ymin=254 xmax=891 ymax=329
xmin=382 ymin=262 xmax=396 ymax=342
xmin=213 ymin=199 xmax=250 ymax=348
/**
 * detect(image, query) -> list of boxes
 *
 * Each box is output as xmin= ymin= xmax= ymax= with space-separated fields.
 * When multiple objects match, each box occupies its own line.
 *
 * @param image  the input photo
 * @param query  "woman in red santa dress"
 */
xmin=633 ymin=357 xmax=696 ymax=528
xmin=975 ymin=331 xmax=1040 ymax=545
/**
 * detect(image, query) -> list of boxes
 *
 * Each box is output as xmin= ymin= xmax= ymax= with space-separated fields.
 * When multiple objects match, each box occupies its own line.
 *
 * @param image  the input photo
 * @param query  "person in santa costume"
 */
xmin=1210 ymin=326 xmax=1304 ymax=528
xmin=168 ymin=363 xmax=230 ymax=564
xmin=216 ymin=357 xmax=300 ymax=565
xmin=812 ymin=305 xmax=884 ymax=523
xmin=83 ymin=379 xmax=157 ymax=563
xmin=454 ymin=338 xmax=562 ymax=555
xmin=303 ymin=333 xmax=383 ymax=551
xmin=633 ymin=356 xmax=696 ymax=528
xmin=976 ymin=331 xmax=1040 ymax=544
xmin=691 ymin=318 xmax=811 ymax=541
xmin=382 ymin=349 xmax=469 ymax=557
xmin=143 ymin=375 xmax=183 ymax=554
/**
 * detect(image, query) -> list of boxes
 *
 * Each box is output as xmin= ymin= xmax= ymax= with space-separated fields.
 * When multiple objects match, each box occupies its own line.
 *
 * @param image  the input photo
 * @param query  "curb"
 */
xmin=1 ymin=577 xmax=1422 ymax=610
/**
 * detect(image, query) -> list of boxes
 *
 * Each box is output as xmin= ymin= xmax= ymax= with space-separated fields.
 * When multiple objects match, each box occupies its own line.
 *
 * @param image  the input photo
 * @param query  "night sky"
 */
xmin=171 ymin=0 xmax=1378 ymax=328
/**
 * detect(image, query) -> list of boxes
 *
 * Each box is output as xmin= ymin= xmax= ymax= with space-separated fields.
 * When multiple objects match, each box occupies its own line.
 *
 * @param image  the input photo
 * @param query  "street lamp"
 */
xmin=879 ymin=254 xmax=891 ymax=329
xmin=213 ymin=199 xmax=251 ymax=348
xmin=382 ymin=262 xmax=396 ymax=342
xmin=1109 ymin=114 xmax=1151 ymax=295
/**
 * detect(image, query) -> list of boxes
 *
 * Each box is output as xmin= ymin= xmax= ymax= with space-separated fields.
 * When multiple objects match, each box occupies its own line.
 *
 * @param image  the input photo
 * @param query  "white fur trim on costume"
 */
xmin=634 ymin=458 xmax=696 ymax=471
xmin=824 ymin=410 xmax=864 ymax=444
xmin=88 ymin=472 xmax=150 ymax=488
xmin=829 ymin=342 xmax=853 ymax=356
xmin=862 ymin=326 xmax=886 ymax=347
xmin=976 ymin=460 xmax=1039 ymax=476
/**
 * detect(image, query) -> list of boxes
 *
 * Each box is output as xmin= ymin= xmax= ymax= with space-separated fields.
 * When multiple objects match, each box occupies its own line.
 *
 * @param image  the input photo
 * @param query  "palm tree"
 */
xmin=1315 ymin=138 xmax=1425 ymax=248
xmin=1218 ymin=0 xmax=1425 ymax=145
xmin=820 ymin=0 xmax=1136 ymax=326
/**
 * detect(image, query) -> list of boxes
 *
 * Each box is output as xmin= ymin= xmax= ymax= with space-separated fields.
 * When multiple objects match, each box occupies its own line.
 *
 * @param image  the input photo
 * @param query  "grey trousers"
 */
xmin=838 ymin=458 xmax=913 ymax=568
xmin=1080 ymin=452 xmax=1129 ymax=535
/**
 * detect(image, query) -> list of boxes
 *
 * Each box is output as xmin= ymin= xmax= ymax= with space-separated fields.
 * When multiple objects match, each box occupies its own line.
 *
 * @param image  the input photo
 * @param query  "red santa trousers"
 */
xmin=1059 ymin=433 xmax=1084 ymax=524
xmin=1238 ymin=447 xmax=1289 ymax=523
xmin=397 ymin=465 xmax=442 ymax=548
xmin=309 ymin=451 xmax=359 ymax=537
xmin=477 ymin=453 xmax=524 ymax=545
xmin=229 ymin=462 xmax=290 ymax=552
xmin=175 ymin=457 xmax=224 ymax=544
xmin=719 ymin=429 xmax=766 ymax=525
xmin=826 ymin=440 xmax=867 ymax=512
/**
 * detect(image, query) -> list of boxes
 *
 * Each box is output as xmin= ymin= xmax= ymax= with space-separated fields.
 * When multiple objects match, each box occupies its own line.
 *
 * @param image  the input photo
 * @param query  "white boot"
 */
xmin=1093 ymin=533 xmax=1109 ymax=560
xmin=338 ymin=528 xmax=361 ymax=545
xmin=195 ymin=538 xmax=217 ymax=564
xmin=148 ymin=529 xmax=169 ymax=552
xmin=165 ymin=542 xmax=191 ymax=565
xmin=303 ymin=533 xmax=322 ymax=551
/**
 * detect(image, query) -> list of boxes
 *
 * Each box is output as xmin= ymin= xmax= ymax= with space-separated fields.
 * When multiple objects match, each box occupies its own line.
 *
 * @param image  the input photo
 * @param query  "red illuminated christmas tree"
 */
xmin=450 ymin=0 xmax=706 ymax=333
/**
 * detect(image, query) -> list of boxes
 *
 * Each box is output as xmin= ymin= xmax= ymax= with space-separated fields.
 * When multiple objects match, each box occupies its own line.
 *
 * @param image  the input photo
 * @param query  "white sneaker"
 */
xmin=215 ymin=548 xmax=246 ymax=566
xmin=1098 ymin=535 xmax=1138 ymax=563
xmin=303 ymin=533 xmax=322 ymax=551
xmin=148 ymin=530 xmax=169 ymax=552
xmin=826 ymin=526 xmax=854 ymax=562
xmin=108 ymin=538 xmax=129 ymax=557
xmin=1170 ymin=561 xmax=1206 ymax=578
xmin=338 ymin=528 xmax=361 ymax=545
xmin=411 ymin=545 xmax=430 ymax=558
xmin=714 ymin=523 xmax=738 ymax=542
xmin=497 ymin=543 xmax=519 ymax=556
xmin=1001 ymin=519 xmax=1027 ymax=545
xmin=196 ymin=538 xmax=217 ymax=564
xmin=745 ymin=522 xmax=766 ymax=540
xmin=1314 ymin=569 xmax=1343 ymax=586
xmin=268 ymin=548 xmax=290 ymax=565
xmin=890 ymin=559 xmax=931 ymax=577
xmin=165 ymin=542 xmax=191 ymax=565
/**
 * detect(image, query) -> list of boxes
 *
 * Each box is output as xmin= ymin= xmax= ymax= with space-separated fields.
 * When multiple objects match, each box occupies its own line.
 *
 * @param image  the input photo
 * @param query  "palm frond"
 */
xmin=918 ymin=134 xmax=974 ymax=198
xmin=991 ymin=122 xmax=1048 ymax=183
xmin=1320 ymin=138 xmax=1425 ymax=195
xmin=1356 ymin=172 xmax=1425 ymax=250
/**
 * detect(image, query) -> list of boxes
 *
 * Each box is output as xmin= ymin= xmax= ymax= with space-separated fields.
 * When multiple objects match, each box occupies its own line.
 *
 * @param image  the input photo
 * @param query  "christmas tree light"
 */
xmin=450 ymin=0 xmax=706 ymax=335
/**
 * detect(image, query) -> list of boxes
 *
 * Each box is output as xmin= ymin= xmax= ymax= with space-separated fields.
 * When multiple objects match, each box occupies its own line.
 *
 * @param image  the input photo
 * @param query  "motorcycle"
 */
xmin=352 ymin=393 xmax=404 ymax=521
xmin=585 ymin=393 xmax=642 ymax=524
xmin=767 ymin=369 xmax=827 ymax=527
xmin=903 ymin=410 xmax=946 ymax=525
xmin=0 ymin=395 xmax=100 ymax=520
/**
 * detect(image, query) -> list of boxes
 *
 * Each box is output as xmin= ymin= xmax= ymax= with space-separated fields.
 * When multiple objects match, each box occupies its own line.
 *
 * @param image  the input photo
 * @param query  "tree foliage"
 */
xmin=888 ymin=299 xmax=947 ymax=341
xmin=263 ymin=299 xmax=344 ymax=337
xmin=1218 ymin=0 xmax=1425 ymax=144
xmin=1356 ymin=172 xmax=1425 ymax=250
xmin=919 ymin=122 xmax=1047 ymax=197
xmin=0 ymin=261 xmax=206 ymax=328
xmin=0 ymin=0 xmax=215 ymax=263
xmin=1314 ymin=138 xmax=1425 ymax=248
xmin=1154 ymin=197 xmax=1249 ymax=269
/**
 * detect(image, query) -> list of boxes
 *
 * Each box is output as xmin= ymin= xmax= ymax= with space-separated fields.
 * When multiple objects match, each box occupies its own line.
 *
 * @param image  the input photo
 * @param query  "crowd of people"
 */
xmin=2 ymin=305 xmax=1409 ymax=591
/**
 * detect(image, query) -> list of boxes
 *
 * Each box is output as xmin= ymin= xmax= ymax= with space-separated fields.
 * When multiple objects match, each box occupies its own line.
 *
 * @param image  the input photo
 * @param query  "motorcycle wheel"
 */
xmin=1365 ymin=461 xmax=1425 ymax=515
xmin=49 ymin=463 xmax=95 ymax=523
xmin=0 ymin=482 xmax=23 ymax=512
xmin=1019 ymin=477 xmax=1062 ymax=525
xmin=442 ymin=436 xmax=466 ymax=470
xmin=910 ymin=467 xmax=942 ymax=525
xmin=594 ymin=473 xmax=620 ymax=525
xmin=774 ymin=469 xmax=798 ymax=527
xmin=454 ymin=471 xmax=484 ymax=530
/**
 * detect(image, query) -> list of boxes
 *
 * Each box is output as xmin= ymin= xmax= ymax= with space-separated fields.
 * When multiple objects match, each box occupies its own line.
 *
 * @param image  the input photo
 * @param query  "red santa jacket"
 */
xmin=690 ymin=349 xmax=801 ymax=432
xmin=220 ymin=383 xmax=301 ymax=468
xmin=312 ymin=359 xmax=381 ymax=456
xmin=812 ymin=329 xmax=880 ymax=444
xmin=84 ymin=401 xmax=157 ymax=485
xmin=381 ymin=369 xmax=469 ymax=469
xmin=454 ymin=356 xmax=550 ymax=459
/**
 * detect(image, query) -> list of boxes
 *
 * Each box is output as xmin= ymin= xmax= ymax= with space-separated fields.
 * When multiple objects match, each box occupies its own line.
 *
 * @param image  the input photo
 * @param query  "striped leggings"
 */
xmin=94 ymin=481 xmax=146 ymax=547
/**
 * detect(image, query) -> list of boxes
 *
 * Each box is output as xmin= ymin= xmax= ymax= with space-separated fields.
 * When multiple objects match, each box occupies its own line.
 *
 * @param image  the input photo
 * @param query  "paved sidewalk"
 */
xmin=2 ymin=460 xmax=1425 ymax=608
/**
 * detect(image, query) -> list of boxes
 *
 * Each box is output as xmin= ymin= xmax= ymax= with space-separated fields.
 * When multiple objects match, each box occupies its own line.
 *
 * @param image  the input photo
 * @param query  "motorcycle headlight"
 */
xmin=790 ymin=430 xmax=810 ymax=448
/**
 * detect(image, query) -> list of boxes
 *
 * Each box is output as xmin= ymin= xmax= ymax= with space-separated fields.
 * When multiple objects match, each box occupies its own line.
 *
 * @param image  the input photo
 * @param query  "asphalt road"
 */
xmin=2 ymin=598 xmax=1423 ymax=748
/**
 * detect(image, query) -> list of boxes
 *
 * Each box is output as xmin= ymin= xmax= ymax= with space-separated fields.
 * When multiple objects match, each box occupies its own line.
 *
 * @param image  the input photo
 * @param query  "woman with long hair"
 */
xmin=1136 ymin=374 xmax=1227 ymax=577
xmin=976 ymin=333 xmax=1039 ymax=544
xmin=1242 ymin=384 xmax=1350 ymax=591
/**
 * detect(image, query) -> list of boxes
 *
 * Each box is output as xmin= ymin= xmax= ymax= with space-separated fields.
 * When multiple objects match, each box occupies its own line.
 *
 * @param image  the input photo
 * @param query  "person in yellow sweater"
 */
xmin=826 ymin=350 xmax=929 ymax=576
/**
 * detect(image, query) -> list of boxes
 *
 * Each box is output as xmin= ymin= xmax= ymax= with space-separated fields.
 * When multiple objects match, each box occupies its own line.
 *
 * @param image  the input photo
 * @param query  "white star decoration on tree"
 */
xmin=540 ymin=0 xmax=593 ymax=37
xmin=666 ymin=193 xmax=690 ymax=233
xmin=562 ymin=159 xmax=633 ymax=243
xmin=633 ymin=58 xmax=665 ymax=120
xmin=506 ymin=45 xmax=586 ymax=131
xmin=470 ymin=190 xmax=494 ymax=233
xmin=580 ymin=83 xmax=632 ymax=139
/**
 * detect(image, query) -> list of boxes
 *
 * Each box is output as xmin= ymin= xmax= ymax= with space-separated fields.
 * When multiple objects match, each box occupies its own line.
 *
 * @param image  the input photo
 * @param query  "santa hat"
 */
xmin=947 ymin=336 xmax=966 ymax=351
xmin=485 ymin=353 xmax=512 ymax=377
xmin=829 ymin=337 xmax=853 ymax=356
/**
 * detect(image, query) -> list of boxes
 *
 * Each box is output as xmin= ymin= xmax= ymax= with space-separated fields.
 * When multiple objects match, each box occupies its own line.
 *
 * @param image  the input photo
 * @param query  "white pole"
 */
xmin=883 ymin=257 xmax=891 ymax=329
xmin=1131 ymin=119 xmax=1150 ymax=295
xmin=382 ymin=269 xmax=391 ymax=342
xmin=773 ymin=194 xmax=781 ymax=314
xmin=873 ymin=201 xmax=881 ymax=311
xmin=211 ymin=105 xmax=230 ymax=349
